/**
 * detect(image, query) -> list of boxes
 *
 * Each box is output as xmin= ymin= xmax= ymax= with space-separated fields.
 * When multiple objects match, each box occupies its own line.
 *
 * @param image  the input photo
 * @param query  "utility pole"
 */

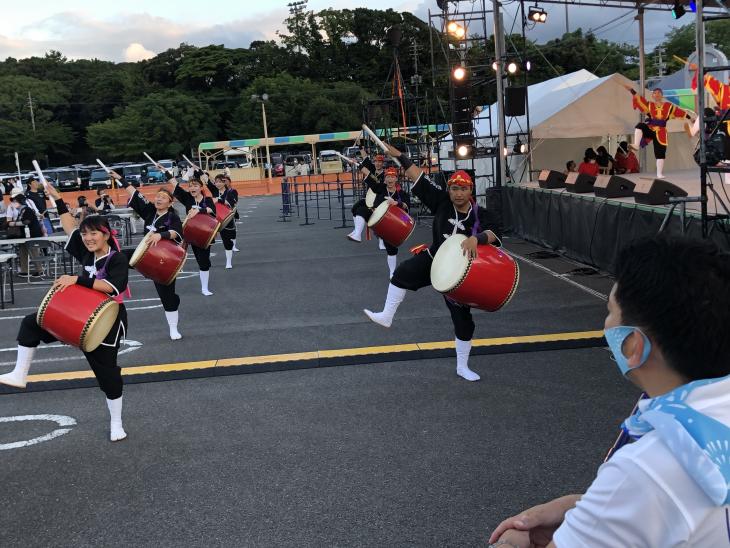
xmin=655 ymin=47 xmax=666 ymax=77
xmin=28 ymin=92 xmax=36 ymax=133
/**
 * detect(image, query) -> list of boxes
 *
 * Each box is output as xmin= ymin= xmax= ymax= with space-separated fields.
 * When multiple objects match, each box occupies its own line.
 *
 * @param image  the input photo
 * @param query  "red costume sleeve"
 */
xmin=632 ymin=94 xmax=650 ymax=114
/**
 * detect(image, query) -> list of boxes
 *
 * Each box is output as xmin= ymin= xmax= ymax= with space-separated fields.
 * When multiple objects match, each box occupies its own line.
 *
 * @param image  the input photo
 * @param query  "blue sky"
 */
xmin=0 ymin=0 xmax=685 ymax=63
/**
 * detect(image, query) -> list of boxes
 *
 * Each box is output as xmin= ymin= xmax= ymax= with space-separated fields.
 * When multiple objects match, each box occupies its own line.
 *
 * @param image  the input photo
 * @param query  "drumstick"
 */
xmin=32 ymin=160 xmax=57 ymax=207
xmin=362 ymin=124 xmax=402 ymax=167
xmin=143 ymin=151 xmax=164 ymax=171
xmin=96 ymin=158 xmax=111 ymax=174
xmin=673 ymin=54 xmax=689 ymax=65
xmin=182 ymin=154 xmax=201 ymax=171
xmin=334 ymin=151 xmax=358 ymax=166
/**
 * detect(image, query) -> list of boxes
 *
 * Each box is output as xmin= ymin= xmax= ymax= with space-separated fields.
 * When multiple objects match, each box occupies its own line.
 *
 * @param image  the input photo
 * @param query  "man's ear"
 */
xmin=625 ymin=330 xmax=648 ymax=368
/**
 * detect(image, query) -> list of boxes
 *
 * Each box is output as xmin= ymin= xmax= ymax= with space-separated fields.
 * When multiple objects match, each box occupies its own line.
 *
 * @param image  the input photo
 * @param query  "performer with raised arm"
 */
xmin=624 ymin=84 xmax=693 ymax=179
xmin=167 ymin=170 xmax=217 ymax=296
xmin=0 ymin=184 xmax=130 ymax=442
xmin=373 ymin=166 xmax=411 ymax=279
xmin=204 ymin=172 xmax=239 ymax=269
xmin=364 ymin=145 xmax=501 ymax=382
xmin=347 ymin=152 xmax=386 ymax=244
xmin=111 ymin=170 xmax=185 ymax=340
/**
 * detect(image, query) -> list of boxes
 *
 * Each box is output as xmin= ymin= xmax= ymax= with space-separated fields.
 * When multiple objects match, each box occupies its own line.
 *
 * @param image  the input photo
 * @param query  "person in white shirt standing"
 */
xmin=489 ymin=235 xmax=730 ymax=548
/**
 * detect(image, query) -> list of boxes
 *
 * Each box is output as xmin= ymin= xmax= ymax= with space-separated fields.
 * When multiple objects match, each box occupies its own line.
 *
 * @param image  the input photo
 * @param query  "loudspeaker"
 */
xmin=504 ymin=86 xmax=527 ymax=117
xmin=632 ymin=178 xmax=688 ymax=205
xmin=564 ymin=172 xmax=596 ymax=193
xmin=537 ymin=169 xmax=566 ymax=189
xmin=594 ymin=175 xmax=636 ymax=198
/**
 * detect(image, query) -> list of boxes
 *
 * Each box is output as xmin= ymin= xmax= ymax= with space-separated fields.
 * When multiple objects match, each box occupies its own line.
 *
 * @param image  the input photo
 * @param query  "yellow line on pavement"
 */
xmin=21 ymin=330 xmax=604 ymax=385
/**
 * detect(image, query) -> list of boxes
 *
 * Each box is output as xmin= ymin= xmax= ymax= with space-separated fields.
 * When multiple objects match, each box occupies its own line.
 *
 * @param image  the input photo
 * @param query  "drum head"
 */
xmin=367 ymin=201 xmax=390 ymax=228
xmin=365 ymin=189 xmax=376 ymax=208
xmin=430 ymin=234 xmax=469 ymax=293
xmin=81 ymin=300 xmax=120 ymax=352
xmin=128 ymin=233 xmax=153 ymax=267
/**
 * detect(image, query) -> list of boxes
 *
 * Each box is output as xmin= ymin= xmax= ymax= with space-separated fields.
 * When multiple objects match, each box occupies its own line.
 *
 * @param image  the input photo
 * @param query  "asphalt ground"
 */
xmin=0 ymin=195 xmax=634 ymax=547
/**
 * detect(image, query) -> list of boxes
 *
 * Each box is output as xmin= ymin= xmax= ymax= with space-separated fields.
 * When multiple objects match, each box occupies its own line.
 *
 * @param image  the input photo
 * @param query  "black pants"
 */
xmin=18 ymin=313 xmax=124 ymax=399
xmin=391 ymin=251 xmax=475 ymax=340
xmin=154 ymin=279 xmax=180 ymax=311
xmin=192 ymin=245 xmax=211 ymax=271
xmin=636 ymin=123 xmax=667 ymax=160
xmin=385 ymin=241 xmax=398 ymax=256
xmin=351 ymin=199 xmax=373 ymax=221
xmin=220 ymin=225 xmax=236 ymax=251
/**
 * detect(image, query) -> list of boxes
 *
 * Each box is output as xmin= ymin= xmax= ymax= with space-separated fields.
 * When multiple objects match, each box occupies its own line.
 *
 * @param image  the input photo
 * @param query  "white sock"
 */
xmin=363 ymin=283 xmax=406 ymax=328
xmin=0 ymin=345 xmax=35 ymax=388
xmin=387 ymin=255 xmax=397 ymax=279
xmin=348 ymin=215 xmax=365 ymax=241
xmin=164 ymin=310 xmax=182 ymax=340
xmin=232 ymin=239 xmax=240 ymax=251
xmin=379 ymin=238 xmax=386 ymax=250
xmin=225 ymin=250 xmax=233 ymax=269
xmin=455 ymin=337 xmax=480 ymax=381
xmin=656 ymin=159 xmax=665 ymax=179
xmin=199 ymin=270 xmax=213 ymax=295
xmin=106 ymin=396 xmax=127 ymax=442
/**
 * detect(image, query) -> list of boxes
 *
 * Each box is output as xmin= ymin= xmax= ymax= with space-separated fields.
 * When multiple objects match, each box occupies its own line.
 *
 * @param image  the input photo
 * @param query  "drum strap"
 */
xmin=95 ymin=250 xmax=131 ymax=304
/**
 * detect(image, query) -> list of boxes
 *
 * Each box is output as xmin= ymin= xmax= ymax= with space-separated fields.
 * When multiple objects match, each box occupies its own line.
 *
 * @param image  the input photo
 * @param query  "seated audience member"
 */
xmin=564 ymin=161 xmax=577 ymax=175
xmin=95 ymin=189 xmax=115 ymax=211
xmin=614 ymin=141 xmax=640 ymax=174
xmin=595 ymin=146 xmax=615 ymax=174
xmin=488 ymin=235 xmax=730 ymax=548
xmin=577 ymin=148 xmax=599 ymax=177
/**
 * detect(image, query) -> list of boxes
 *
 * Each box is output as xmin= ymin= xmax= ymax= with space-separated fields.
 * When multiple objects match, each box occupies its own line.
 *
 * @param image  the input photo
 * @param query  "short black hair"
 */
xmin=566 ymin=160 xmax=576 ymax=170
xmin=615 ymin=235 xmax=730 ymax=381
xmin=79 ymin=215 xmax=121 ymax=251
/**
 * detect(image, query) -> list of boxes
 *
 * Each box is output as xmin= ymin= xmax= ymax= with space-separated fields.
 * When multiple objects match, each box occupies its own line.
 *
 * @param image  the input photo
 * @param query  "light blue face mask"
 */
xmin=604 ymin=326 xmax=652 ymax=376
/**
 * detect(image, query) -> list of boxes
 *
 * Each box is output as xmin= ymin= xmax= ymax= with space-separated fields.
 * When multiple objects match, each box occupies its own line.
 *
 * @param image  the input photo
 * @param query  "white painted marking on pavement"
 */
xmin=0 ymin=339 xmax=143 ymax=367
xmin=0 ymin=414 xmax=76 ymax=450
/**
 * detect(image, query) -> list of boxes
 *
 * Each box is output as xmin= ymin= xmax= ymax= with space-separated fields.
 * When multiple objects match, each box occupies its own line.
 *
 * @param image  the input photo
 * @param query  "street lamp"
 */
xmin=251 ymin=93 xmax=273 ymax=194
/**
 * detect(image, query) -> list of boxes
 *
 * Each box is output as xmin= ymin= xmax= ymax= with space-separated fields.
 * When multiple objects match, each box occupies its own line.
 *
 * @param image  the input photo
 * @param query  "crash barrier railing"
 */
xmin=280 ymin=171 xmax=364 ymax=227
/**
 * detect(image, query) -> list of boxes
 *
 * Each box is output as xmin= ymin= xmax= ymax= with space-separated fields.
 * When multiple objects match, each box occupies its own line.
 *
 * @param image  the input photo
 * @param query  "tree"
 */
xmin=658 ymin=20 xmax=730 ymax=74
xmin=87 ymin=90 xmax=218 ymax=159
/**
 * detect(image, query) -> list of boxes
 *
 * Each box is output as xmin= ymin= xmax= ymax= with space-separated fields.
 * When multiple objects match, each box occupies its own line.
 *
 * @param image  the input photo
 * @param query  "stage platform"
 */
xmin=504 ymin=168 xmax=730 ymax=273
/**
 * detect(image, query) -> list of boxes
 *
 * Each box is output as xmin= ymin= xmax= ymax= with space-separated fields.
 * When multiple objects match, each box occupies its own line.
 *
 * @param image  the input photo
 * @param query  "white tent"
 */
xmin=448 ymin=70 xmax=697 ymax=184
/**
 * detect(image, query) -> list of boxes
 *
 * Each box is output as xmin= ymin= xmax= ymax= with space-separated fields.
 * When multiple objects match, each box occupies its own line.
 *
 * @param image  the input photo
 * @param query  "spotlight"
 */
xmin=671 ymin=2 xmax=686 ymax=18
xmin=446 ymin=21 xmax=466 ymax=39
xmin=452 ymin=66 xmax=467 ymax=81
xmin=513 ymin=139 xmax=528 ymax=154
xmin=492 ymin=61 xmax=498 ymax=71
xmin=507 ymin=61 xmax=518 ymax=74
xmin=524 ymin=60 xmax=532 ymax=72
xmin=528 ymin=5 xmax=547 ymax=23
xmin=456 ymin=144 xmax=471 ymax=158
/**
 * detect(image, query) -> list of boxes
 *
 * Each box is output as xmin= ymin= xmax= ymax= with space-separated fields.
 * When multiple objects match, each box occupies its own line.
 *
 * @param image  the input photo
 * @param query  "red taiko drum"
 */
xmin=367 ymin=201 xmax=415 ymax=247
xmin=430 ymin=234 xmax=519 ymax=312
xmin=215 ymin=202 xmax=236 ymax=229
xmin=182 ymin=212 xmax=220 ymax=249
xmin=129 ymin=232 xmax=187 ymax=285
xmin=37 ymin=285 xmax=119 ymax=352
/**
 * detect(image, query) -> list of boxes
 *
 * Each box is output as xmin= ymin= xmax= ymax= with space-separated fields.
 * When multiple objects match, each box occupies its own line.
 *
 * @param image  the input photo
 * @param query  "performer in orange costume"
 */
xmin=689 ymin=64 xmax=730 ymax=183
xmin=623 ymin=84 xmax=693 ymax=179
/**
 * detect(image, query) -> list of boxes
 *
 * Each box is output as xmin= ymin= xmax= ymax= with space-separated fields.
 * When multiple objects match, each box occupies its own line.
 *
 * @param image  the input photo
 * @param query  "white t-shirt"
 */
xmin=554 ymin=377 xmax=730 ymax=547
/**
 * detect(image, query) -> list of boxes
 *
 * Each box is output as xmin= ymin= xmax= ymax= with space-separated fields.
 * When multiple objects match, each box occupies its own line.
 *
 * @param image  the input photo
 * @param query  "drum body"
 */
xmin=430 ymin=234 xmax=519 ymax=312
xmin=182 ymin=213 xmax=220 ymax=249
xmin=365 ymin=189 xmax=376 ymax=208
xmin=367 ymin=201 xmax=415 ymax=248
xmin=37 ymin=285 xmax=119 ymax=352
xmin=215 ymin=202 xmax=236 ymax=228
xmin=129 ymin=233 xmax=187 ymax=285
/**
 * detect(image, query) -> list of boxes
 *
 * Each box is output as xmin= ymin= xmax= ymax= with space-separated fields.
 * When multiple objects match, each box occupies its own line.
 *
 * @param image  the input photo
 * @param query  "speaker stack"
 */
xmin=593 ymin=175 xmax=636 ymax=198
xmin=564 ymin=172 xmax=596 ymax=193
xmin=632 ymin=179 xmax=688 ymax=205
xmin=537 ymin=169 xmax=566 ymax=189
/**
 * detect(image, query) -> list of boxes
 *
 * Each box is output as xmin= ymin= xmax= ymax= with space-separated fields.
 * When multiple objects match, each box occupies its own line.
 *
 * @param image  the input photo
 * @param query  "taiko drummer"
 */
xmin=0 ymin=184 xmax=130 ymax=441
xmin=112 ymin=171 xmax=185 ymax=340
xmin=168 ymin=169 xmax=217 ymax=296
xmin=364 ymin=145 xmax=501 ymax=382
xmin=372 ymin=166 xmax=411 ymax=279
xmin=204 ymin=172 xmax=239 ymax=269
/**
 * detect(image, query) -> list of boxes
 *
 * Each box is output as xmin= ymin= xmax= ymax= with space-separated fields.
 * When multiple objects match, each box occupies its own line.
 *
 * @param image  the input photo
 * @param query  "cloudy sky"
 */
xmin=0 ymin=0 xmax=686 ymax=63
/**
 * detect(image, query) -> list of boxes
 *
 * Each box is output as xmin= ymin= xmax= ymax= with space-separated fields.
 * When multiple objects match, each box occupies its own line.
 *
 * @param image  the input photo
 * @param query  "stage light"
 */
xmin=513 ymin=139 xmax=528 ymax=154
xmin=456 ymin=144 xmax=471 ymax=158
xmin=528 ymin=5 xmax=547 ymax=23
xmin=446 ymin=21 xmax=466 ymax=39
xmin=524 ymin=60 xmax=532 ymax=72
xmin=671 ymin=2 xmax=686 ymax=18
xmin=507 ymin=61 xmax=518 ymax=74
xmin=452 ymin=66 xmax=467 ymax=81
xmin=492 ymin=61 xmax=498 ymax=71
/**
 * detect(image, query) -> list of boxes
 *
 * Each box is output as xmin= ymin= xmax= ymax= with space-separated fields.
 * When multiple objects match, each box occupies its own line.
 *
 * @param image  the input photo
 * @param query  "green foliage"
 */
xmin=657 ymin=20 xmax=730 ymax=73
xmin=87 ymin=90 xmax=217 ymax=159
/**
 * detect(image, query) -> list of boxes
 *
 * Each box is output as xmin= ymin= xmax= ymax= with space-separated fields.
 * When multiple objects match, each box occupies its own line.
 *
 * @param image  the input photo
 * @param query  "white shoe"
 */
xmin=347 ymin=232 xmax=362 ymax=242
xmin=363 ymin=283 xmax=407 ymax=328
xmin=457 ymin=367 xmax=481 ymax=382
xmin=364 ymin=308 xmax=393 ymax=328
xmin=0 ymin=346 xmax=35 ymax=388
xmin=202 ymin=289 xmax=214 ymax=296
xmin=106 ymin=397 xmax=127 ymax=442
xmin=225 ymin=250 xmax=233 ymax=269
xmin=165 ymin=311 xmax=182 ymax=340
xmin=455 ymin=338 xmax=480 ymax=382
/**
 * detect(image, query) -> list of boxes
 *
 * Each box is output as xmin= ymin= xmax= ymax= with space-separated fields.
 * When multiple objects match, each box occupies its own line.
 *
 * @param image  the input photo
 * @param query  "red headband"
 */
xmin=374 ymin=155 xmax=385 ymax=161
xmin=447 ymin=170 xmax=473 ymax=188
xmin=385 ymin=167 xmax=398 ymax=177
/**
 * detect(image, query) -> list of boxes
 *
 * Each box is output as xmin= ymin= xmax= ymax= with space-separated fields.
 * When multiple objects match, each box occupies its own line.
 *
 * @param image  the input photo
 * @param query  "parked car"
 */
xmin=213 ymin=161 xmax=238 ymax=170
xmin=112 ymin=163 xmax=148 ymax=187
xmin=318 ymin=150 xmax=343 ymax=174
xmin=157 ymin=159 xmax=177 ymax=176
xmin=89 ymin=168 xmax=111 ymax=190
xmin=146 ymin=166 xmax=166 ymax=185
xmin=44 ymin=168 xmax=82 ymax=192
